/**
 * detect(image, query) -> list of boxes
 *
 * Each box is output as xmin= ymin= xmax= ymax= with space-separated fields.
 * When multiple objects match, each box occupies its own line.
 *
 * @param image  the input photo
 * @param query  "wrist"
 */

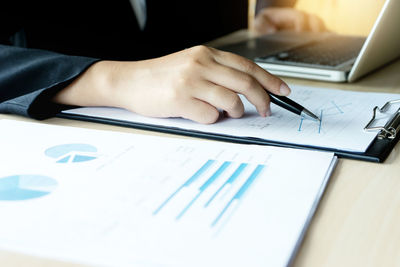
xmin=53 ymin=60 xmax=122 ymax=108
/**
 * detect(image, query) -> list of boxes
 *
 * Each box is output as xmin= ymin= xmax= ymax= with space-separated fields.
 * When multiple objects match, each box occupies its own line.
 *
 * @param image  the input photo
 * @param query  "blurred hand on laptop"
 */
xmin=254 ymin=7 xmax=326 ymax=34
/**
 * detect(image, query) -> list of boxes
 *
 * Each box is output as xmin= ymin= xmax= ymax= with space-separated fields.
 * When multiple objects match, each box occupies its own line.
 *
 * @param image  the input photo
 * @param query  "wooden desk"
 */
xmin=2 ymin=30 xmax=400 ymax=267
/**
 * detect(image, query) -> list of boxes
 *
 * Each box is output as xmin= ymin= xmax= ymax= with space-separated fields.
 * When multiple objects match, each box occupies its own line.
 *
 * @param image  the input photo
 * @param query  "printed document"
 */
xmin=0 ymin=120 xmax=336 ymax=267
xmin=63 ymin=84 xmax=400 ymax=152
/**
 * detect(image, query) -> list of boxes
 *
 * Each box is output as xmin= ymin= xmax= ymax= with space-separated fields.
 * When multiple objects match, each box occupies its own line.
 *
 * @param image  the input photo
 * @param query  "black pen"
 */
xmin=268 ymin=92 xmax=320 ymax=121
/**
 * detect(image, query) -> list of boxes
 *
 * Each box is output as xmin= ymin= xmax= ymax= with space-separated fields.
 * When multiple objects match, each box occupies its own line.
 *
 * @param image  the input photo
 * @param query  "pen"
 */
xmin=268 ymin=92 xmax=320 ymax=121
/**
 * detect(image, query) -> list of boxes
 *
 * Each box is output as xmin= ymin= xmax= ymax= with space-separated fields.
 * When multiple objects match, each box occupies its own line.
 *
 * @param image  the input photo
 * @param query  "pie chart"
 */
xmin=0 ymin=175 xmax=57 ymax=201
xmin=45 ymin=144 xmax=97 ymax=163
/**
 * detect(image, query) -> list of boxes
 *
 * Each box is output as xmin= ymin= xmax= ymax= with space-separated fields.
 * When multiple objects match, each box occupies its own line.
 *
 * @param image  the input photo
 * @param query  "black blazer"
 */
xmin=0 ymin=0 xmax=290 ymax=119
xmin=2 ymin=1 xmax=248 ymax=60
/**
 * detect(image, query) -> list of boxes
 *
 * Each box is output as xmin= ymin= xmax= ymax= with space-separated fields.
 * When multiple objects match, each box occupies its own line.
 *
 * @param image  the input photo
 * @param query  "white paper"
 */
xmin=0 ymin=120 xmax=336 ymax=267
xmin=63 ymin=84 xmax=400 ymax=152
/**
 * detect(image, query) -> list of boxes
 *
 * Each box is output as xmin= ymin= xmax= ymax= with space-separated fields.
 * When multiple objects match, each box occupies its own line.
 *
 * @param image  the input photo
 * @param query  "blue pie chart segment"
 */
xmin=0 ymin=175 xmax=57 ymax=201
xmin=45 ymin=144 xmax=97 ymax=163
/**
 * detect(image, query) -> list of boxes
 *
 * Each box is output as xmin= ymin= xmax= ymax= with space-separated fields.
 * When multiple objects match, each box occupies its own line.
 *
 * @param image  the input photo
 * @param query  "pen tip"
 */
xmin=301 ymin=109 xmax=320 ymax=121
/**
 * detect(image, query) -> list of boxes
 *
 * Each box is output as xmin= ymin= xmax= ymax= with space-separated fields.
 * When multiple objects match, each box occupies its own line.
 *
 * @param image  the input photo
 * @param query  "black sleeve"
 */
xmin=256 ymin=0 xmax=297 ymax=14
xmin=0 ymin=45 xmax=99 ymax=119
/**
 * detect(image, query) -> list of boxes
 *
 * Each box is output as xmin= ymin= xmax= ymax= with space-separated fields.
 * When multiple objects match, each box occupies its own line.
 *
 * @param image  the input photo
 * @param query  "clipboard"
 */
xmin=58 ymin=98 xmax=400 ymax=163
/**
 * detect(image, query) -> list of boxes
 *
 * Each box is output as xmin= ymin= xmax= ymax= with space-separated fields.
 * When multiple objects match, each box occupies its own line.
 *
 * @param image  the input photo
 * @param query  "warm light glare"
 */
xmin=295 ymin=0 xmax=386 ymax=36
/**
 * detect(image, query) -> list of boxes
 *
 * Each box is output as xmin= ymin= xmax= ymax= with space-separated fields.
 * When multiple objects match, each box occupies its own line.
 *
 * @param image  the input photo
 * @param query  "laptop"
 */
xmin=216 ymin=0 xmax=400 ymax=82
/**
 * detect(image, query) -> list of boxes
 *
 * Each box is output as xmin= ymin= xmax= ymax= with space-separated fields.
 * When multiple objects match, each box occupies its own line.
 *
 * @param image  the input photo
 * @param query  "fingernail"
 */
xmin=279 ymin=83 xmax=291 ymax=95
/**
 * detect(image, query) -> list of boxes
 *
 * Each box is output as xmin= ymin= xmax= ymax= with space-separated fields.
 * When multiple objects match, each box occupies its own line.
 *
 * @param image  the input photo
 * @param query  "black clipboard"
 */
xmin=57 ymin=99 xmax=400 ymax=163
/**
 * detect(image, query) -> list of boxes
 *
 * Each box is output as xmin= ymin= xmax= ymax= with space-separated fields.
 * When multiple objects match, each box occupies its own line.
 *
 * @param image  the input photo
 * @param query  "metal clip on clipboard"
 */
xmin=364 ymin=99 xmax=400 ymax=139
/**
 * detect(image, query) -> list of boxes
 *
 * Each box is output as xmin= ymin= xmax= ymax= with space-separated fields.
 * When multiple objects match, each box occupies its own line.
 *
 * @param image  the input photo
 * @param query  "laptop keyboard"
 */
xmin=257 ymin=35 xmax=366 ymax=67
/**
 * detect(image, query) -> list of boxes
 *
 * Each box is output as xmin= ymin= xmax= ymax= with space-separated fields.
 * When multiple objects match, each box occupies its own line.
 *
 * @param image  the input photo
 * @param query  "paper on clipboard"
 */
xmin=62 ymin=85 xmax=400 ymax=153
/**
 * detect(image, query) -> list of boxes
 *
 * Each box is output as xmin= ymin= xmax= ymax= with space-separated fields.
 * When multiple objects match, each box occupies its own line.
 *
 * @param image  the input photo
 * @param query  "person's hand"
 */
xmin=54 ymin=46 xmax=291 ymax=124
xmin=254 ymin=7 xmax=326 ymax=34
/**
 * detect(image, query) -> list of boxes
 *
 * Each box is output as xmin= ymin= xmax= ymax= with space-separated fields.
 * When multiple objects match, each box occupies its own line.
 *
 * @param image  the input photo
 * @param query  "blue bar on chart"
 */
xmin=331 ymin=100 xmax=345 ymax=114
xmin=211 ymin=164 xmax=265 ymax=227
xmin=153 ymin=159 xmax=215 ymax=215
xmin=318 ymin=110 xmax=323 ymax=134
xmin=153 ymin=160 xmax=266 ymax=231
xmin=204 ymin=163 xmax=248 ymax=208
xmin=298 ymin=117 xmax=305 ymax=132
xmin=175 ymin=161 xmax=232 ymax=220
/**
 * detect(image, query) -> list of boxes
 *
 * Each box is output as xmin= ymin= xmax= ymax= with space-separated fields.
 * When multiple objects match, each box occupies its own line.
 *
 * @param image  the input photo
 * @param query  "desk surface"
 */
xmin=2 ymin=30 xmax=400 ymax=267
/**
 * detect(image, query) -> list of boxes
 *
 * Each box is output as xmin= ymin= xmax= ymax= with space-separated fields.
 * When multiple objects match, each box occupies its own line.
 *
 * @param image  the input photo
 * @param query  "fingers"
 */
xmin=212 ymin=48 xmax=290 ymax=96
xmin=192 ymin=81 xmax=245 ymax=119
xmin=208 ymin=48 xmax=291 ymax=117
xmin=255 ymin=8 xmax=306 ymax=32
xmin=178 ymin=98 xmax=221 ymax=124
xmin=308 ymin=14 xmax=326 ymax=32
xmin=254 ymin=13 xmax=278 ymax=34
xmin=128 ymin=45 xmax=291 ymax=123
xmin=292 ymin=11 xmax=308 ymax=32
xmin=254 ymin=7 xmax=326 ymax=33
xmin=203 ymin=63 xmax=270 ymax=116
xmin=293 ymin=11 xmax=326 ymax=32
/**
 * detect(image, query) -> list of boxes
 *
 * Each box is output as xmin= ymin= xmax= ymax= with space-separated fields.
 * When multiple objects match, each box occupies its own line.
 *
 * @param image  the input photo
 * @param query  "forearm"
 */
xmin=0 ymin=45 xmax=98 ymax=118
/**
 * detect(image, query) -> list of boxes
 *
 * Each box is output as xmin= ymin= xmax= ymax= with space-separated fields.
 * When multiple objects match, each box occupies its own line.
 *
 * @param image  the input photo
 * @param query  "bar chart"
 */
xmin=297 ymin=100 xmax=352 ymax=134
xmin=153 ymin=159 xmax=265 ymax=229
